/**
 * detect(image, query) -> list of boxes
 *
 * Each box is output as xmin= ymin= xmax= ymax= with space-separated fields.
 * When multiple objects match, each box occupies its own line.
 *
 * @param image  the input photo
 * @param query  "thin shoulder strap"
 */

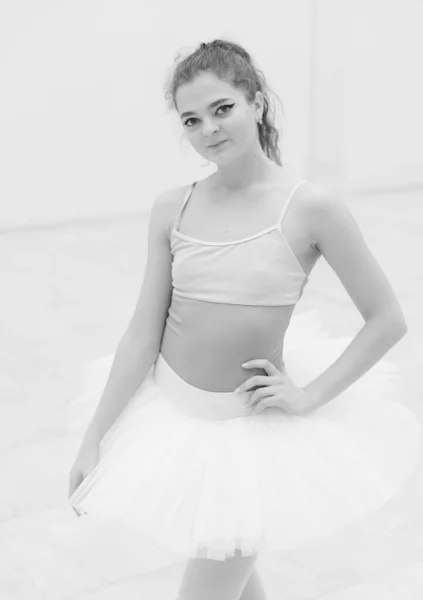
xmin=173 ymin=182 xmax=197 ymax=231
xmin=276 ymin=180 xmax=311 ymax=230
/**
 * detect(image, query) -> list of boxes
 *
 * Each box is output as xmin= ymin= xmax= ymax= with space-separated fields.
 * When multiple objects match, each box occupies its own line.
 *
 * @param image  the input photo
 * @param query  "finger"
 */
xmin=238 ymin=375 xmax=282 ymax=394
xmin=253 ymin=400 xmax=271 ymax=414
xmin=68 ymin=472 xmax=82 ymax=497
xmin=68 ymin=481 xmax=77 ymax=498
xmin=247 ymin=386 xmax=275 ymax=408
xmin=243 ymin=359 xmax=281 ymax=377
xmin=71 ymin=505 xmax=85 ymax=517
xmin=236 ymin=375 xmax=269 ymax=394
xmin=253 ymin=396 xmax=279 ymax=414
xmin=69 ymin=480 xmax=83 ymax=500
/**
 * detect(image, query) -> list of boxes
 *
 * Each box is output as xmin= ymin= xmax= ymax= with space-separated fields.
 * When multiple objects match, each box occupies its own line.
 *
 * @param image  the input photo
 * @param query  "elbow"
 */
xmin=365 ymin=310 xmax=408 ymax=340
xmin=381 ymin=313 xmax=408 ymax=340
xmin=388 ymin=309 xmax=408 ymax=337
xmin=394 ymin=318 xmax=408 ymax=338
xmin=391 ymin=321 xmax=408 ymax=343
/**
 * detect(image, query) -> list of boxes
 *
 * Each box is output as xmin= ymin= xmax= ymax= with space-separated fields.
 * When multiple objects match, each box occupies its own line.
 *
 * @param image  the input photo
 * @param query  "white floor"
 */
xmin=1 ymin=187 xmax=423 ymax=599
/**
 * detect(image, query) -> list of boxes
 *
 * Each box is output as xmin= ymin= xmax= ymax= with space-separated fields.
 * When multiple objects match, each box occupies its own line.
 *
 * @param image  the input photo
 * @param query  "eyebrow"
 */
xmin=180 ymin=98 xmax=233 ymax=119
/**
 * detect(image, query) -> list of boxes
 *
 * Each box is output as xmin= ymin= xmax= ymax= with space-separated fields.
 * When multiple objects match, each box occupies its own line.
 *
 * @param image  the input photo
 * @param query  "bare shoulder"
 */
xmin=155 ymin=184 xmax=188 ymax=210
xmin=294 ymin=181 xmax=346 ymax=247
xmin=295 ymin=180 xmax=407 ymax=326
xmin=154 ymin=184 xmax=191 ymax=241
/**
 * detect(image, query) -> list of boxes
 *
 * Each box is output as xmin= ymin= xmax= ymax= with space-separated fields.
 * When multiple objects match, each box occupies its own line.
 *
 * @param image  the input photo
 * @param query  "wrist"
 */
xmin=83 ymin=426 xmax=102 ymax=447
xmin=303 ymin=385 xmax=325 ymax=410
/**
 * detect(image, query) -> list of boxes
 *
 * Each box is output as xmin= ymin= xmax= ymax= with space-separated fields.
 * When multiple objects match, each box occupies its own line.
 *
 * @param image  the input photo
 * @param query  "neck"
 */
xmin=212 ymin=151 xmax=282 ymax=193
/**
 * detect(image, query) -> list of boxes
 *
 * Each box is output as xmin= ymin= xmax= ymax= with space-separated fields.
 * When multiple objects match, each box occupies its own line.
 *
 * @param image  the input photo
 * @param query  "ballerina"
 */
xmin=68 ymin=38 xmax=422 ymax=600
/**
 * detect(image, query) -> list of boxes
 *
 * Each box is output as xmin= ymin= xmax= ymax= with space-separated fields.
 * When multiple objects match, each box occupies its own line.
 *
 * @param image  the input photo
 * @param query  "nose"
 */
xmin=202 ymin=119 xmax=221 ymax=138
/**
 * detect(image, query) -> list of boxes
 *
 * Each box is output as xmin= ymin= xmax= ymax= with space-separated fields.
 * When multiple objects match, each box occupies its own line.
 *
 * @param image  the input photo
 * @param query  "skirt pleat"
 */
xmin=67 ymin=311 xmax=422 ymax=566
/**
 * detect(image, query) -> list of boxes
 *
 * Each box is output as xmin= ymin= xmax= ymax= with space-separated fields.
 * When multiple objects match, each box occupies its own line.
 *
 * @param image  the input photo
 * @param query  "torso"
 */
xmin=168 ymin=171 xmax=321 ymax=274
xmin=159 ymin=170 xmax=322 ymax=392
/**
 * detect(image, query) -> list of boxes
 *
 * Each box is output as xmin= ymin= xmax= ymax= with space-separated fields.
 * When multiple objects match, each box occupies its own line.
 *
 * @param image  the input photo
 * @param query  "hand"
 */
xmin=68 ymin=438 xmax=100 ymax=501
xmin=235 ymin=359 xmax=317 ymax=416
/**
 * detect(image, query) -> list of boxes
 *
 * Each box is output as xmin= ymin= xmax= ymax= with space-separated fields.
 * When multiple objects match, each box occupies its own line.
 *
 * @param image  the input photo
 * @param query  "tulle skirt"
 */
xmin=63 ymin=310 xmax=423 ymax=597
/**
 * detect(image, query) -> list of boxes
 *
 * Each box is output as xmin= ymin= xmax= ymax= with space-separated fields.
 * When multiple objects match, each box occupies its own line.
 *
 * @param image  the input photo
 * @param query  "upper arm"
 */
xmin=124 ymin=188 xmax=178 ymax=351
xmin=306 ymin=184 xmax=407 ymax=327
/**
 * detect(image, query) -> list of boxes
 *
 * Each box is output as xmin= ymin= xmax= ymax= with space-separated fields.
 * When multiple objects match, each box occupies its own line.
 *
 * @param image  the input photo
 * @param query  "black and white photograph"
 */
xmin=1 ymin=1 xmax=423 ymax=598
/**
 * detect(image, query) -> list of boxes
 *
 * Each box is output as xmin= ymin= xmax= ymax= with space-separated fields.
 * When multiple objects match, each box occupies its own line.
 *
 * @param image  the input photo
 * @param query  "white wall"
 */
xmin=310 ymin=0 xmax=423 ymax=193
xmin=0 ymin=0 xmax=312 ymax=230
xmin=1 ymin=0 xmax=422 ymax=231
xmin=343 ymin=0 xmax=423 ymax=192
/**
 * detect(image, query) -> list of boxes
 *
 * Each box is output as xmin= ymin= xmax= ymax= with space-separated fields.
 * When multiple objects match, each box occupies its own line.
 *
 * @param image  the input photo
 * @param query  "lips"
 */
xmin=209 ymin=140 xmax=227 ymax=148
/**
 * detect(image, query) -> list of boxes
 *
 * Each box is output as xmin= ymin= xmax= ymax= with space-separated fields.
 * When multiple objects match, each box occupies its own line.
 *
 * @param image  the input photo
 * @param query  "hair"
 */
xmin=163 ymin=38 xmax=285 ymax=167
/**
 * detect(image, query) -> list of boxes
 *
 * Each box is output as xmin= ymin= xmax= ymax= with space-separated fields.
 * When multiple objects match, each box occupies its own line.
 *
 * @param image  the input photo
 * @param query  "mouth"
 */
xmin=208 ymin=140 xmax=227 ymax=148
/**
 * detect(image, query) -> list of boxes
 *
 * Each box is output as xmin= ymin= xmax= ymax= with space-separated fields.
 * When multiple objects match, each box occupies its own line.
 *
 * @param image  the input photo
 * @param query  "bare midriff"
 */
xmin=160 ymin=296 xmax=295 ymax=392
xmin=158 ymin=171 xmax=315 ymax=393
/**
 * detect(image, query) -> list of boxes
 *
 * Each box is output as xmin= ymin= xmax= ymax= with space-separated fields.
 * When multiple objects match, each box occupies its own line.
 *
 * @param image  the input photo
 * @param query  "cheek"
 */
xmin=230 ymin=115 xmax=247 ymax=133
xmin=232 ymin=117 xmax=255 ymax=141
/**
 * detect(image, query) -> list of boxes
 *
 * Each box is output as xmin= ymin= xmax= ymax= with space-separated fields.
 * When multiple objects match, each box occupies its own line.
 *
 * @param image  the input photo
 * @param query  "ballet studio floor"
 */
xmin=1 ymin=185 xmax=422 ymax=599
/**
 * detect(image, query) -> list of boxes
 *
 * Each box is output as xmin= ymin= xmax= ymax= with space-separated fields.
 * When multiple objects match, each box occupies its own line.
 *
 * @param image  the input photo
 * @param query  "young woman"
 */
xmin=68 ymin=39 xmax=422 ymax=600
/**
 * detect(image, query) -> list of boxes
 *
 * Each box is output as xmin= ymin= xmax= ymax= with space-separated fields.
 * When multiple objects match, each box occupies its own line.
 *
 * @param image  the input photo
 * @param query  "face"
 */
xmin=175 ymin=71 xmax=263 ymax=163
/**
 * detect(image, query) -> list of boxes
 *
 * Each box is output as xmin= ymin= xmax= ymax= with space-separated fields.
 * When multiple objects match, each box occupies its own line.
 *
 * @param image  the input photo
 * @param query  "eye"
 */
xmin=216 ymin=103 xmax=234 ymax=115
xmin=184 ymin=103 xmax=235 ymax=128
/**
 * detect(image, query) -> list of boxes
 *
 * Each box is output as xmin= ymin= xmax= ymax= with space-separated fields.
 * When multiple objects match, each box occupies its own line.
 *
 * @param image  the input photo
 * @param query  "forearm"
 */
xmin=82 ymin=333 xmax=159 ymax=445
xmin=303 ymin=316 xmax=407 ymax=410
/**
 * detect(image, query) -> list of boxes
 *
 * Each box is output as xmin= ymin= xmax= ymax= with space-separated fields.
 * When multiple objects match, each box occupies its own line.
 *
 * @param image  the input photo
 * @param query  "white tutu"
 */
xmin=62 ymin=310 xmax=423 ymax=596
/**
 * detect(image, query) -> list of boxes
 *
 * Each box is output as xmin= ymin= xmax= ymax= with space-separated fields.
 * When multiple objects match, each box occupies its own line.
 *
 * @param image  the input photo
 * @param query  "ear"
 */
xmin=254 ymin=91 xmax=264 ymax=112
